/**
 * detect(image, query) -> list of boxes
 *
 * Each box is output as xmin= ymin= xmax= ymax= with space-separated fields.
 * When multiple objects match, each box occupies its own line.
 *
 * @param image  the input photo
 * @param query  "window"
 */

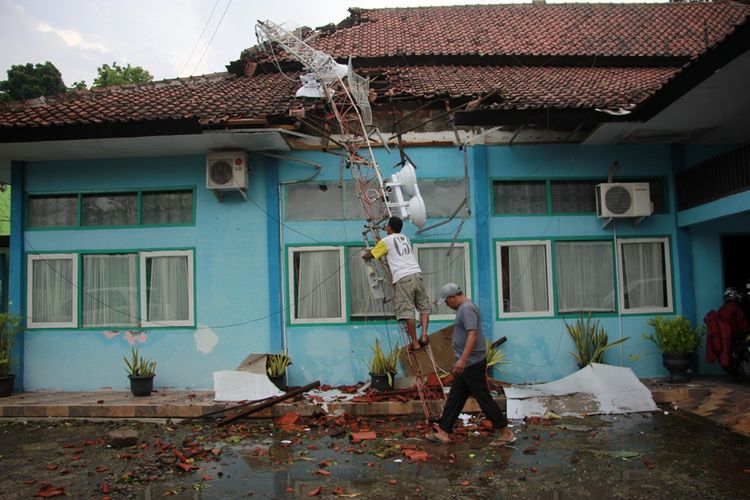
xmin=286 ymin=182 xmax=344 ymax=220
xmin=140 ymin=251 xmax=195 ymax=327
xmin=82 ymin=254 xmax=138 ymax=327
xmin=82 ymin=193 xmax=137 ymax=226
xmin=28 ymin=195 xmax=78 ymax=227
xmin=550 ymin=180 xmax=598 ymax=213
xmin=27 ymin=254 xmax=78 ymax=328
xmin=418 ymin=180 xmax=466 ymax=217
xmin=28 ymin=250 xmax=194 ymax=329
xmin=142 ymin=190 xmax=193 ymax=224
xmin=27 ymin=189 xmax=194 ymax=228
xmin=347 ymin=247 xmax=394 ymax=320
xmin=617 ymin=238 xmax=672 ymax=313
xmin=555 ymin=241 xmax=615 ymax=313
xmin=289 ymin=246 xmax=345 ymax=323
xmin=493 ymin=181 xmax=547 ymax=214
xmin=415 ymin=242 xmax=471 ymax=319
xmin=497 ymin=241 xmax=553 ymax=317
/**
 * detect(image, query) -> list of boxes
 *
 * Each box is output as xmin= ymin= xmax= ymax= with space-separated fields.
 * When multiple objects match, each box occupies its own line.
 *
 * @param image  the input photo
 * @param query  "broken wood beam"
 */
xmin=217 ymin=381 xmax=320 ymax=426
xmin=491 ymin=336 xmax=507 ymax=349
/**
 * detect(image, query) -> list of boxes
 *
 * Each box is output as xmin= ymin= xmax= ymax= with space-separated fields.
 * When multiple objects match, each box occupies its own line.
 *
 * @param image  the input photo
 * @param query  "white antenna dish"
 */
xmin=389 ymin=161 xmax=418 ymax=197
xmin=404 ymin=193 xmax=427 ymax=229
xmin=296 ymin=73 xmax=324 ymax=98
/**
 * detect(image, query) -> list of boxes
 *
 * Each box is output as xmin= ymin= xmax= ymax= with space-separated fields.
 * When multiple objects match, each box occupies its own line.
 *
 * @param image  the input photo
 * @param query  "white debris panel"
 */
xmin=505 ymin=363 xmax=658 ymax=419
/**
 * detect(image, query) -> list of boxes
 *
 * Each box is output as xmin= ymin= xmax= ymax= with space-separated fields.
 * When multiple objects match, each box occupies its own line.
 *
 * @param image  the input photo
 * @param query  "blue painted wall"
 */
xmin=16 ymin=142 xmax=737 ymax=390
xmin=21 ymin=155 xmax=277 ymax=390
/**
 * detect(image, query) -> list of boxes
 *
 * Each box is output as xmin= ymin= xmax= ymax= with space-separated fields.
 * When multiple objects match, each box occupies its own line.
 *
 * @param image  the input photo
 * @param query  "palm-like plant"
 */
xmin=123 ymin=346 xmax=157 ymax=377
xmin=566 ymin=313 xmax=628 ymax=368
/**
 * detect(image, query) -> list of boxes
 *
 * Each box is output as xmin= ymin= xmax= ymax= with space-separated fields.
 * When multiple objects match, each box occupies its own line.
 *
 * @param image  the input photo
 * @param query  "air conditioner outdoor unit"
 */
xmin=206 ymin=151 xmax=248 ymax=200
xmin=596 ymin=182 xmax=653 ymax=218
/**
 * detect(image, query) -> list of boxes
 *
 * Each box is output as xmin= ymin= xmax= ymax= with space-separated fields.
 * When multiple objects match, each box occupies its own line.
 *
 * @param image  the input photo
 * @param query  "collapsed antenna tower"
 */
xmin=255 ymin=20 xmax=441 ymax=420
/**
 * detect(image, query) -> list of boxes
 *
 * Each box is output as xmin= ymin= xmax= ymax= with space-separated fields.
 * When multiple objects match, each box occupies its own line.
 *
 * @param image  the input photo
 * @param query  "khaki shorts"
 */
xmin=394 ymin=273 xmax=430 ymax=321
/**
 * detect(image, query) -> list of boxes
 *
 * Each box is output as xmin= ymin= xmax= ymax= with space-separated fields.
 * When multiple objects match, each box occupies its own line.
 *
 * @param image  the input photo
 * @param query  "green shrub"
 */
xmin=643 ymin=315 xmax=703 ymax=356
xmin=0 ymin=313 xmax=22 ymax=377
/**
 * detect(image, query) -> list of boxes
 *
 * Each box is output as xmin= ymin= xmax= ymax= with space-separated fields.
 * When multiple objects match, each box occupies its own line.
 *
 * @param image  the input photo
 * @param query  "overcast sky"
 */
xmin=0 ymin=0 xmax=665 ymax=87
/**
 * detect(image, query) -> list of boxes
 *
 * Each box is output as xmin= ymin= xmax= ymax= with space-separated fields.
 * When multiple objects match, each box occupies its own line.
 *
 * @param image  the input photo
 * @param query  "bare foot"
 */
xmin=490 ymin=427 xmax=516 ymax=446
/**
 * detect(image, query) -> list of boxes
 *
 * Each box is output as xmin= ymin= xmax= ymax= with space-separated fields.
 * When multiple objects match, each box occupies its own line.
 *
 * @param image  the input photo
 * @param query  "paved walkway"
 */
xmin=1 ymin=377 xmax=748 ymax=436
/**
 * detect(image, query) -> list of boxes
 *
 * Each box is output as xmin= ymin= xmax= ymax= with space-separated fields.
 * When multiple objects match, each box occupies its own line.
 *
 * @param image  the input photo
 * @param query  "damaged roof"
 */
xmin=1 ymin=1 xmax=749 ymax=140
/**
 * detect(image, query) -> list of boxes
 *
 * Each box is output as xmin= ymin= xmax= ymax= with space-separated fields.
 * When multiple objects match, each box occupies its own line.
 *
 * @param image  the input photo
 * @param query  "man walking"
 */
xmin=363 ymin=216 xmax=430 ymax=352
xmin=427 ymin=282 xmax=515 ymax=445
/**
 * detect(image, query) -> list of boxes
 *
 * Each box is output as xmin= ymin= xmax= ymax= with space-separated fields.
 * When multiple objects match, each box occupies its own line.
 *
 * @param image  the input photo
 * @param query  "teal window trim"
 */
xmin=491 ymin=176 xmax=670 ymax=216
xmin=285 ymin=239 xmax=474 ymax=326
xmin=26 ymin=187 xmax=196 ymax=230
xmin=25 ymin=246 xmax=196 ymax=330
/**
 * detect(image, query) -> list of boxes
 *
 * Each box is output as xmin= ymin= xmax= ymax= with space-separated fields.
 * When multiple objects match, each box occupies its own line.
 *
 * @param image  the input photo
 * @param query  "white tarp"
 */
xmin=505 ymin=363 xmax=658 ymax=419
xmin=213 ymin=353 xmax=284 ymax=402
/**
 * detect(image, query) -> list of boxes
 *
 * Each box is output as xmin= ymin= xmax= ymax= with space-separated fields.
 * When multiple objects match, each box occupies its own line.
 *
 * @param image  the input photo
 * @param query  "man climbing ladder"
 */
xmin=362 ymin=216 xmax=430 ymax=353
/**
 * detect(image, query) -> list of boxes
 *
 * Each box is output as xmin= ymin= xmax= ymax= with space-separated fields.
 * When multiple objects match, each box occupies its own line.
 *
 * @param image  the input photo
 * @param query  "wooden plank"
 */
xmin=217 ymin=381 xmax=320 ymax=426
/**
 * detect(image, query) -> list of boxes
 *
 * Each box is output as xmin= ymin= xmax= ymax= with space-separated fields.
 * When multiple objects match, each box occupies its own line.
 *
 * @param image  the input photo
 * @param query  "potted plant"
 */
xmin=266 ymin=353 xmax=292 ymax=391
xmin=123 ymin=346 xmax=157 ymax=396
xmin=565 ymin=313 xmax=629 ymax=369
xmin=0 ymin=313 xmax=22 ymax=397
xmin=368 ymin=338 xmax=400 ymax=392
xmin=643 ymin=315 xmax=703 ymax=383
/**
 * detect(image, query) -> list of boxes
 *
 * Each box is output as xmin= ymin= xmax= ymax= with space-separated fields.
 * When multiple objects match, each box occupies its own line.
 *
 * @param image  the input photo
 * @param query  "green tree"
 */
xmin=92 ymin=62 xmax=153 ymax=88
xmin=0 ymin=61 xmax=67 ymax=102
xmin=67 ymin=80 xmax=87 ymax=91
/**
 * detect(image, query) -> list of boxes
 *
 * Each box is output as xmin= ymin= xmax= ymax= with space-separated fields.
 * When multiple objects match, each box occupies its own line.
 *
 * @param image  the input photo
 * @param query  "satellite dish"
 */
xmin=390 ymin=161 xmax=418 ymax=197
xmin=404 ymin=193 xmax=426 ymax=229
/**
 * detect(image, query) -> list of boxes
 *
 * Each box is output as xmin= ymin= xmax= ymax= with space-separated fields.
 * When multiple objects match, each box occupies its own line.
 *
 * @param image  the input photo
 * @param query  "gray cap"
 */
xmin=439 ymin=282 xmax=462 ymax=300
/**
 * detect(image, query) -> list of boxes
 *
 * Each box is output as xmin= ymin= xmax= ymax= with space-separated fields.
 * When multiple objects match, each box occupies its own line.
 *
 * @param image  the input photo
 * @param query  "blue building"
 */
xmin=0 ymin=2 xmax=748 ymax=391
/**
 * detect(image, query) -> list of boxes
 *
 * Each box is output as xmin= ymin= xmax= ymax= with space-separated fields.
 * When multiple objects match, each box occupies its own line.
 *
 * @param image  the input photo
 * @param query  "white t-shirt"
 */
xmin=371 ymin=233 xmax=422 ymax=284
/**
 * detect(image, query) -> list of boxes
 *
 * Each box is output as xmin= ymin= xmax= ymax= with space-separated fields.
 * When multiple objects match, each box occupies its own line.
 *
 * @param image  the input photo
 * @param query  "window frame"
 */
xmin=616 ymin=237 xmax=673 ymax=314
xmin=496 ymin=240 xmax=554 ymax=318
xmin=26 ymin=187 xmax=195 ymax=230
xmin=27 ymin=253 xmax=79 ymax=328
xmin=414 ymin=241 xmax=472 ymax=321
xmin=288 ymin=245 xmax=347 ymax=325
xmin=139 ymin=250 xmax=195 ymax=328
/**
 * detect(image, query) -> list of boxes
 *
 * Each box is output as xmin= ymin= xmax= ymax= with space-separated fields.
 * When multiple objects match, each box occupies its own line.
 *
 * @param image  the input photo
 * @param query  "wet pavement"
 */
xmin=2 ymin=404 xmax=750 ymax=499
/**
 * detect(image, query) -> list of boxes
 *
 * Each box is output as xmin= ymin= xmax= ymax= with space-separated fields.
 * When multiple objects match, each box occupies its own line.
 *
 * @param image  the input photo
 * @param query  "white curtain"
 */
xmin=83 ymin=254 xmax=137 ymax=326
xmin=507 ymin=245 xmax=548 ymax=313
xmin=621 ymin=241 xmax=666 ymax=309
xmin=556 ymin=241 xmax=614 ymax=313
xmin=348 ymin=247 xmax=392 ymax=318
xmin=419 ymin=246 xmax=466 ymax=316
xmin=32 ymin=258 xmax=73 ymax=323
xmin=147 ymin=255 xmax=189 ymax=321
xmin=296 ymin=250 xmax=341 ymax=319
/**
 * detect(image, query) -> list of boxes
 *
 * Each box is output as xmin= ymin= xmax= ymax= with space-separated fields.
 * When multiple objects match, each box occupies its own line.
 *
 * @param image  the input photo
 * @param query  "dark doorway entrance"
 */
xmin=722 ymin=234 xmax=750 ymax=302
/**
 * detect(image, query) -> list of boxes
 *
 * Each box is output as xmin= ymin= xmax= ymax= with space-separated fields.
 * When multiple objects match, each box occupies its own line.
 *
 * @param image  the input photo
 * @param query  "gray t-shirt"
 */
xmin=452 ymin=299 xmax=486 ymax=367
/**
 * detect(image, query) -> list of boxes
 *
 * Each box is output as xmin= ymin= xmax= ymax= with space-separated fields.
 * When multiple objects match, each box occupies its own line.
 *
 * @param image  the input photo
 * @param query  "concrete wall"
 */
xmin=15 ymin=142 xmax=727 ymax=390
xmin=21 ymin=155 xmax=276 ymax=390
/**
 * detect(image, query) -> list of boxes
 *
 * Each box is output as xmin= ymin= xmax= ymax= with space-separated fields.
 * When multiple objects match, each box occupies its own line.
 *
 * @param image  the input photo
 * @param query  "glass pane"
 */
xmin=142 ymin=190 xmax=193 ymax=224
xmin=550 ymin=180 xmax=598 ymax=213
xmin=621 ymin=241 xmax=668 ymax=309
xmin=32 ymin=258 xmax=73 ymax=323
xmin=493 ymin=181 xmax=547 ymax=214
xmin=555 ymin=241 xmax=614 ymax=313
xmin=146 ymin=255 xmax=190 ymax=322
xmin=344 ymin=180 xmax=387 ymax=221
xmin=83 ymin=254 xmax=137 ymax=327
xmin=28 ymin=195 xmax=77 ymax=227
xmin=647 ymin=179 xmax=666 ymax=213
xmin=420 ymin=180 xmax=466 ymax=217
xmin=501 ymin=244 xmax=549 ymax=313
xmin=293 ymin=249 xmax=341 ymax=319
xmin=286 ymin=182 xmax=344 ymax=220
xmin=82 ymin=193 xmax=137 ymax=226
xmin=418 ymin=245 xmax=467 ymax=316
xmin=347 ymin=247 xmax=394 ymax=319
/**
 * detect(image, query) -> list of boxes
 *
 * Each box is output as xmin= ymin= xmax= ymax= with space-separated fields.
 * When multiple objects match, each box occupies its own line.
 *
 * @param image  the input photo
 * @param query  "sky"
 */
xmin=0 ymin=0 xmax=665 ymax=87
